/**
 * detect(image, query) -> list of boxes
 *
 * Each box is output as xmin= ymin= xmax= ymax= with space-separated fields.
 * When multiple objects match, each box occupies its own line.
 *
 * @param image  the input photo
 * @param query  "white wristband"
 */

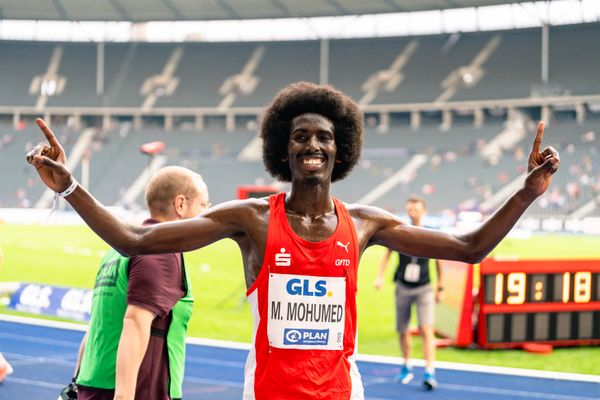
xmin=57 ymin=180 xmax=78 ymax=198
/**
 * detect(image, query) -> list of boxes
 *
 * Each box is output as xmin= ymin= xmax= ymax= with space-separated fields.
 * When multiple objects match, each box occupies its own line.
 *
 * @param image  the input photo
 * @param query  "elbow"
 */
xmin=459 ymin=252 xmax=479 ymax=265
xmin=114 ymin=225 xmax=152 ymax=257
xmin=468 ymin=252 xmax=487 ymax=264
xmin=120 ymin=245 xmax=142 ymax=257
xmin=115 ymin=239 xmax=143 ymax=257
xmin=462 ymin=248 xmax=489 ymax=264
xmin=116 ymin=248 xmax=135 ymax=257
xmin=455 ymin=234 xmax=489 ymax=264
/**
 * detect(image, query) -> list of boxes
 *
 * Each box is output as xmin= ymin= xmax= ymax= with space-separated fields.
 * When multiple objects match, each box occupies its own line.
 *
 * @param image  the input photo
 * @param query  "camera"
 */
xmin=57 ymin=380 xmax=77 ymax=400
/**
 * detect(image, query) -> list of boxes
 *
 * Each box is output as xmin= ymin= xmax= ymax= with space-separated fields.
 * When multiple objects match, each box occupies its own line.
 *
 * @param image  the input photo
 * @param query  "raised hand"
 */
xmin=25 ymin=118 xmax=73 ymax=192
xmin=524 ymin=121 xmax=560 ymax=198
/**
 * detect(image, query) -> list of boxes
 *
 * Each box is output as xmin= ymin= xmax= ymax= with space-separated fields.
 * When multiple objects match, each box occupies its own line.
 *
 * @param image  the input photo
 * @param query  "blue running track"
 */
xmin=0 ymin=318 xmax=598 ymax=399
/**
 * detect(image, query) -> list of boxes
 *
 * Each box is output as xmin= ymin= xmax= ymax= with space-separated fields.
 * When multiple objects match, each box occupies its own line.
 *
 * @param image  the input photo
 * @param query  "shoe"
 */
xmin=0 ymin=354 xmax=14 ymax=384
xmin=423 ymin=371 xmax=438 ymax=390
xmin=393 ymin=365 xmax=414 ymax=384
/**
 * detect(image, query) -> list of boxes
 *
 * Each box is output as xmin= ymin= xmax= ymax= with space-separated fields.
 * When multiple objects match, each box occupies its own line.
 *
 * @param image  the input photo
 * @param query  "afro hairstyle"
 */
xmin=261 ymin=81 xmax=363 ymax=182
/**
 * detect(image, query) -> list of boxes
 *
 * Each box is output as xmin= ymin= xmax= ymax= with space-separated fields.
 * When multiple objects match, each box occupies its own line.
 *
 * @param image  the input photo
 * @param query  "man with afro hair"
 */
xmin=28 ymin=81 xmax=559 ymax=400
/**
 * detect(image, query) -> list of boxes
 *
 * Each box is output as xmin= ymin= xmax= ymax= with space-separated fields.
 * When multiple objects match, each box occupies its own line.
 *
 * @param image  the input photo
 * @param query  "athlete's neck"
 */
xmin=286 ymin=181 xmax=334 ymax=218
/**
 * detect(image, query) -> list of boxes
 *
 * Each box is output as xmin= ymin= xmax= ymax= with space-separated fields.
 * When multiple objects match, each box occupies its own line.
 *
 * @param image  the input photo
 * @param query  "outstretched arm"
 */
xmin=26 ymin=119 xmax=239 ymax=255
xmin=370 ymin=122 xmax=559 ymax=263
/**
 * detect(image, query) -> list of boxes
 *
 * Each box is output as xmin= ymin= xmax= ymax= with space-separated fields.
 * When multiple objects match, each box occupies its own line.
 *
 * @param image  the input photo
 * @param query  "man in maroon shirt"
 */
xmin=69 ymin=166 xmax=209 ymax=400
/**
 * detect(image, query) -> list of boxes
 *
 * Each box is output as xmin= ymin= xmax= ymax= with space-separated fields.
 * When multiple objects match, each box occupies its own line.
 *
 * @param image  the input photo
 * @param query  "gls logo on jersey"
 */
xmin=286 ymin=278 xmax=329 ymax=297
xmin=275 ymin=248 xmax=291 ymax=267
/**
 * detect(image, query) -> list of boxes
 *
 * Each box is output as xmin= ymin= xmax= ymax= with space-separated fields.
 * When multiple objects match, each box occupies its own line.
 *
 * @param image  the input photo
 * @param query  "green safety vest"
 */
xmin=77 ymin=249 xmax=194 ymax=399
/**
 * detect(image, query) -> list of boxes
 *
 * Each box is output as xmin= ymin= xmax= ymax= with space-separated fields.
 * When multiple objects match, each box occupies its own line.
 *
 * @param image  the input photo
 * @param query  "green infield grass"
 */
xmin=1 ymin=223 xmax=599 ymax=375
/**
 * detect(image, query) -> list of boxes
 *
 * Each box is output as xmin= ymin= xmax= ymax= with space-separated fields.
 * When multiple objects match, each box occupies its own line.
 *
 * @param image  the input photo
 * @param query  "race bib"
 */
xmin=404 ymin=262 xmax=421 ymax=283
xmin=267 ymin=273 xmax=346 ymax=350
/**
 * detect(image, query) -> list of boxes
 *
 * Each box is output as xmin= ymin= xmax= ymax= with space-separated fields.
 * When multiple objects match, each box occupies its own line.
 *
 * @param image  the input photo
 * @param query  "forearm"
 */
xmin=461 ymin=187 xmax=536 ymax=263
xmin=377 ymin=250 xmax=391 ymax=279
xmin=435 ymin=260 xmax=442 ymax=289
xmin=74 ymin=332 xmax=87 ymax=378
xmin=65 ymin=185 xmax=142 ymax=255
xmin=65 ymin=185 xmax=235 ymax=256
xmin=114 ymin=314 xmax=152 ymax=400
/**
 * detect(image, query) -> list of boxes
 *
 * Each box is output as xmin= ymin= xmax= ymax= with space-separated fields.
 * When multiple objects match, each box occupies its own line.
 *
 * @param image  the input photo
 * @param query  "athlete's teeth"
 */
xmin=303 ymin=158 xmax=323 ymax=165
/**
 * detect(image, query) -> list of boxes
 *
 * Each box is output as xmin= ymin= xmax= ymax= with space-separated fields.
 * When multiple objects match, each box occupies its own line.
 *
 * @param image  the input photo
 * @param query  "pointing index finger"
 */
xmin=36 ymin=118 xmax=61 ymax=148
xmin=531 ymin=121 xmax=545 ymax=154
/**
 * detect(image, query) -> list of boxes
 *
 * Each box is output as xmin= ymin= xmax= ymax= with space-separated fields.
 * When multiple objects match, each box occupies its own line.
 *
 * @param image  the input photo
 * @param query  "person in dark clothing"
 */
xmin=375 ymin=196 xmax=441 ymax=390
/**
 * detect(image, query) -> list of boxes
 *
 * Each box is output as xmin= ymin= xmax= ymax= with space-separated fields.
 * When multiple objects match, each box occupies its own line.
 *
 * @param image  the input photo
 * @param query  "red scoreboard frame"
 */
xmin=477 ymin=258 xmax=600 ymax=348
xmin=435 ymin=258 xmax=600 ymax=348
xmin=236 ymin=185 xmax=278 ymax=200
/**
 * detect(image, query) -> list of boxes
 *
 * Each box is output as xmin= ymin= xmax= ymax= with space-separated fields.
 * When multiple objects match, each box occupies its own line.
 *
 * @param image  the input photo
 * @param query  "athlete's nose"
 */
xmin=306 ymin=134 xmax=320 ymax=151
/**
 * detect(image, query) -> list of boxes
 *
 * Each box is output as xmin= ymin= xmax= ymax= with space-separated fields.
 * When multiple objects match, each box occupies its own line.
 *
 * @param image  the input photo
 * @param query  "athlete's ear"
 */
xmin=281 ymin=156 xmax=289 ymax=162
xmin=335 ymin=159 xmax=342 ymax=164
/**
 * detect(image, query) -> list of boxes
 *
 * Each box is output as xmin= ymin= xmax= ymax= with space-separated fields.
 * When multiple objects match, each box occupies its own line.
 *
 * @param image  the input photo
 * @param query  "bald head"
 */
xmin=145 ymin=166 xmax=209 ymax=221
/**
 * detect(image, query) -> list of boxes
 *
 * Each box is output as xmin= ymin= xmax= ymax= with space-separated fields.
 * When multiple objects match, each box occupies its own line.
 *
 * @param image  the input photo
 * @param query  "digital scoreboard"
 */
xmin=477 ymin=259 xmax=600 ymax=348
xmin=435 ymin=258 xmax=600 ymax=349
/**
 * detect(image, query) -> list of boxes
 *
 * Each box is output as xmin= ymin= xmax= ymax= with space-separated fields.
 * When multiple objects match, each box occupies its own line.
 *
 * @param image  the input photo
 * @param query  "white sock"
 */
xmin=425 ymin=366 xmax=435 ymax=374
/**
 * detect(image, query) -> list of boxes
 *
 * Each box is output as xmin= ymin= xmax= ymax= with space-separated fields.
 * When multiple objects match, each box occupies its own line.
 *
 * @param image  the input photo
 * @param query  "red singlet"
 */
xmin=244 ymin=193 xmax=364 ymax=399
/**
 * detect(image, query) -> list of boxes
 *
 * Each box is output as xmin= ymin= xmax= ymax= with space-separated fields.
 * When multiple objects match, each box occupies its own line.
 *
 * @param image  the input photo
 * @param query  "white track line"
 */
xmin=352 ymin=353 xmax=600 ymax=384
xmin=185 ymin=355 xmax=246 ymax=368
xmin=2 ymin=352 xmax=75 ymax=368
xmin=433 ymin=382 xmax=599 ymax=400
xmin=2 ymin=314 xmax=599 ymax=384
xmin=0 ymin=331 xmax=80 ymax=348
xmin=4 ymin=376 xmax=65 ymax=389
xmin=0 ymin=314 xmax=87 ymax=331
xmin=183 ymin=375 xmax=244 ymax=388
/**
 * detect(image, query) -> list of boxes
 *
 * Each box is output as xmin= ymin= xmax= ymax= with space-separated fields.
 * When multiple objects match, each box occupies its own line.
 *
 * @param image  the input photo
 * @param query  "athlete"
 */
xmin=27 ymin=82 xmax=559 ymax=399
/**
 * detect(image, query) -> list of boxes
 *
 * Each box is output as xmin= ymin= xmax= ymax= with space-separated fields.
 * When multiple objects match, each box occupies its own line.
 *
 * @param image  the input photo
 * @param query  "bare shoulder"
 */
xmin=344 ymin=202 xmax=400 ymax=226
xmin=342 ymin=202 xmax=404 ymax=247
xmin=202 ymin=197 xmax=270 ymax=230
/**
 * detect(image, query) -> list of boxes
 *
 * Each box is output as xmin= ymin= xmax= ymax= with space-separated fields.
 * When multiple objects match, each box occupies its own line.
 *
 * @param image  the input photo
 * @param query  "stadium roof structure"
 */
xmin=0 ymin=0 xmax=532 ymax=22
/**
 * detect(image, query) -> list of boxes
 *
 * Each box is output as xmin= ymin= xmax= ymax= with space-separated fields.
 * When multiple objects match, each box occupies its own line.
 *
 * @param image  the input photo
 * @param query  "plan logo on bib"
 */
xmin=283 ymin=328 xmax=329 ymax=345
xmin=275 ymin=248 xmax=291 ymax=267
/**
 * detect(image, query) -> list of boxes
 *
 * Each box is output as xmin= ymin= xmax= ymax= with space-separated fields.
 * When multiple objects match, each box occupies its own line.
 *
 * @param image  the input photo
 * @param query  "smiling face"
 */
xmin=287 ymin=113 xmax=337 ymax=184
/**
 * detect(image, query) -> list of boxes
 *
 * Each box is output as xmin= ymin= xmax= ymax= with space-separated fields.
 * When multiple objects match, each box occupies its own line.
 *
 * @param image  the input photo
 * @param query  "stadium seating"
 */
xmin=1 ymin=23 xmax=599 ymax=108
xmin=1 ymin=22 xmax=599 ymax=222
xmin=3 ymin=113 xmax=597 ymax=221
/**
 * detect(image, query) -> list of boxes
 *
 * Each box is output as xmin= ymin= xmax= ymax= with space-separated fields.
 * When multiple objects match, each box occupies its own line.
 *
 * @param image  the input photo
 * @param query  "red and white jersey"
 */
xmin=244 ymin=193 xmax=363 ymax=400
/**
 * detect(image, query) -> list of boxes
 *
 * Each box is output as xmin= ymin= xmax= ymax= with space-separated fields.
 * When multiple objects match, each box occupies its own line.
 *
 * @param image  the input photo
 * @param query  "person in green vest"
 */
xmin=63 ymin=166 xmax=209 ymax=400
